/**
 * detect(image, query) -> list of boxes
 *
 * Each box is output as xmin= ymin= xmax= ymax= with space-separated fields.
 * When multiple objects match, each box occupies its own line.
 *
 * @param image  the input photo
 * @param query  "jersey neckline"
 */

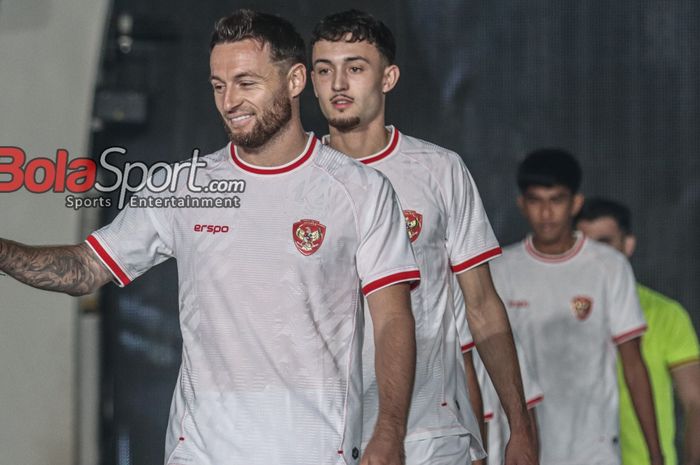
xmin=322 ymin=126 xmax=401 ymax=165
xmin=229 ymin=133 xmax=318 ymax=175
xmin=524 ymin=231 xmax=586 ymax=263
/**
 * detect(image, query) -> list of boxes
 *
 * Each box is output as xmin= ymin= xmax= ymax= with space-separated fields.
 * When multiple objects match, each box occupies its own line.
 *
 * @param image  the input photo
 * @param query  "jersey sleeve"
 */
xmin=86 ymin=190 xmax=174 ymax=287
xmin=665 ymin=304 xmax=700 ymax=369
xmin=356 ymin=174 xmax=420 ymax=296
xmin=443 ymin=155 xmax=501 ymax=274
xmin=608 ymin=257 xmax=647 ymax=345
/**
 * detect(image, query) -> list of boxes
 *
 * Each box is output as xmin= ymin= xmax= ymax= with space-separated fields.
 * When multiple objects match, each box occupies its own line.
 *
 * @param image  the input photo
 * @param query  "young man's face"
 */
xmin=311 ymin=38 xmax=396 ymax=131
xmin=210 ymin=39 xmax=293 ymax=148
xmin=518 ymin=185 xmax=583 ymax=245
xmin=576 ymin=216 xmax=632 ymax=257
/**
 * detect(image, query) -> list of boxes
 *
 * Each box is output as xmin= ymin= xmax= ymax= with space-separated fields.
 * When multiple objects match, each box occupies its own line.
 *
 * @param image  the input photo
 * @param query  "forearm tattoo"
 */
xmin=0 ymin=240 xmax=111 ymax=296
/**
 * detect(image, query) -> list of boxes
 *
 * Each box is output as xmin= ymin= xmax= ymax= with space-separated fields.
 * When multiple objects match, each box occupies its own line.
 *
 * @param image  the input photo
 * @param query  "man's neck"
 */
xmin=327 ymin=122 xmax=390 ymax=160
xmin=531 ymin=230 xmax=578 ymax=255
xmin=237 ymin=117 xmax=308 ymax=167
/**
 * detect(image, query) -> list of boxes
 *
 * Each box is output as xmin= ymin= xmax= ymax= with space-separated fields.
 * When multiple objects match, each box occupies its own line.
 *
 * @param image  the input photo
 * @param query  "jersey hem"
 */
xmin=451 ymin=246 xmax=502 ymax=274
xmin=612 ymin=324 xmax=647 ymax=345
xmin=362 ymin=269 xmax=421 ymax=296
xmin=85 ymin=234 xmax=131 ymax=287
xmin=461 ymin=341 xmax=475 ymax=353
xmin=526 ymin=394 xmax=544 ymax=409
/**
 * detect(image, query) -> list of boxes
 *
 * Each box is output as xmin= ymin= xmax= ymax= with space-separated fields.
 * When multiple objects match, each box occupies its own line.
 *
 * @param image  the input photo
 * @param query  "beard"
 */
xmin=223 ymin=89 xmax=292 ymax=149
xmin=327 ymin=115 xmax=361 ymax=132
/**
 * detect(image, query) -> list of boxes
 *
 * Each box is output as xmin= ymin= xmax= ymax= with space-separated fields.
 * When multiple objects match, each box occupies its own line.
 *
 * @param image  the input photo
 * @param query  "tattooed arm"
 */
xmin=0 ymin=239 xmax=113 ymax=296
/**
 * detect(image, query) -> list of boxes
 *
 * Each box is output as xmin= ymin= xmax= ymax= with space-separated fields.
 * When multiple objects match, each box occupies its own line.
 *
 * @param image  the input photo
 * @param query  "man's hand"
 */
xmin=504 ymin=427 xmax=539 ymax=465
xmin=360 ymin=432 xmax=405 ymax=465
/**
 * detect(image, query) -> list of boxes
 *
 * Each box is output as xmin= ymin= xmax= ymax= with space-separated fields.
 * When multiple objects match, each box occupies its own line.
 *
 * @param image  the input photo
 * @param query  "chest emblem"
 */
xmin=403 ymin=210 xmax=423 ymax=243
xmin=293 ymin=219 xmax=326 ymax=256
xmin=571 ymin=295 xmax=593 ymax=320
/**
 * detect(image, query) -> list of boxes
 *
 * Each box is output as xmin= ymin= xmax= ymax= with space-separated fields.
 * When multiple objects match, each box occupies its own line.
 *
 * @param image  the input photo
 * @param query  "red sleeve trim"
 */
xmin=86 ymin=234 xmax=131 ymax=287
xmin=461 ymin=342 xmax=475 ymax=353
xmin=612 ymin=324 xmax=647 ymax=345
xmin=451 ymin=247 xmax=502 ymax=274
xmin=484 ymin=411 xmax=494 ymax=422
xmin=362 ymin=269 xmax=421 ymax=296
xmin=526 ymin=394 xmax=544 ymax=409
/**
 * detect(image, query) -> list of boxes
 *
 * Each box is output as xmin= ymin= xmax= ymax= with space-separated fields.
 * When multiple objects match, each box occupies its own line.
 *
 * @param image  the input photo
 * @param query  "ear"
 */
xmin=309 ymin=69 xmax=319 ymax=98
xmin=571 ymin=193 xmax=585 ymax=216
xmin=623 ymin=234 xmax=637 ymax=258
xmin=382 ymin=64 xmax=400 ymax=93
xmin=287 ymin=63 xmax=307 ymax=99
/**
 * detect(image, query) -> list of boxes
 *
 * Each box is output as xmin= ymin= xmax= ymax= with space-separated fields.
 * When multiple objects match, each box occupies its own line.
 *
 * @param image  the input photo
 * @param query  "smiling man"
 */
xmin=0 ymin=10 xmax=420 ymax=465
xmin=489 ymin=148 xmax=664 ymax=465
xmin=310 ymin=10 xmax=537 ymax=465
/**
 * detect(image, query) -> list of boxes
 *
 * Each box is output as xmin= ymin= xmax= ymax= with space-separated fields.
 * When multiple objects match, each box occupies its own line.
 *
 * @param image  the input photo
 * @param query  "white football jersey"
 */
xmin=86 ymin=135 xmax=420 ymax=465
xmin=325 ymin=127 xmax=500 ymax=458
xmin=454 ymin=283 xmax=543 ymax=465
xmin=490 ymin=233 xmax=646 ymax=465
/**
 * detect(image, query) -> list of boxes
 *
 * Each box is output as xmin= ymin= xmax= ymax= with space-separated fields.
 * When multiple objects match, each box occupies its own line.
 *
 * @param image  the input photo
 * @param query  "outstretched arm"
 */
xmin=363 ymin=282 xmax=416 ymax=465
xmin=457 ymin=263 xmax=537 ymax=465
xmin=618 ymin=338 xmax=664 ymax=465
xmin=0 ymin=238 xmax=112 ymax=296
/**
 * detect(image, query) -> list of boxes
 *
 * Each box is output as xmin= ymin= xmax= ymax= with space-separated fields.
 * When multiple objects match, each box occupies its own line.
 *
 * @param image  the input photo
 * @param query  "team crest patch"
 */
xmin=293 ymin=219 xmax=326 ymax=256
xmin=571 ymin=295 xmax=593 ymax=320
xmin=403 ymin=210 xmax=423 ymax=243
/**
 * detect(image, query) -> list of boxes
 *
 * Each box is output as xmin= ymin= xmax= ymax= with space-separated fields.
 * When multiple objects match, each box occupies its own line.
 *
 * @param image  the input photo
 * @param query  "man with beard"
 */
xmin=310 ymin=10 xmax=537 ymax=465
xmin=0 ymin=10 xmax=420 ymax=465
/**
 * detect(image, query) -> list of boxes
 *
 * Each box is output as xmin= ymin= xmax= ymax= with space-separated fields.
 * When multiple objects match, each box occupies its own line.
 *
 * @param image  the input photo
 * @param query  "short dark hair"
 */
xmin=310 ymin=9 xmax=396 ymax=64
xmin=517 ymin=148 xmax=582 ymax=194
xmin=575 ymin=198 xmax=632 ymax=234
xmin=210 ymin=9 xmax=306 ymax=68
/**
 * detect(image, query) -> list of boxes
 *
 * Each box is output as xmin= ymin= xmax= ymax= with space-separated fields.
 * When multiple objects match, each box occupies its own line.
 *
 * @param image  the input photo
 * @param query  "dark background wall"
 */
xmin=91 ymin=1 xmax=700 ymax=463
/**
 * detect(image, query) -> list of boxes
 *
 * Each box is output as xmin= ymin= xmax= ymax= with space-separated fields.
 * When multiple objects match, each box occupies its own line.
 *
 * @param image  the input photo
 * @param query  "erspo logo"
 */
xmin=193 ymin=224 xmax=230 ymax=234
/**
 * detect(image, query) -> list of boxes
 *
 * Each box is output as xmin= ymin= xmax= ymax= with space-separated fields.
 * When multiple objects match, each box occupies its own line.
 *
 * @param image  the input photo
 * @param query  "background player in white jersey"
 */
xmin=576 ymin=198 xmax=700 ymax=465
xmin=454 ymin=283 xmax=542 ymax=465
xmin=490 ymin=148 xmax=664 ymax=465
xmin=309 ymin=10 xmax=537 ymax=465
xmin=0 ymin=10 xmax=421 ymax=465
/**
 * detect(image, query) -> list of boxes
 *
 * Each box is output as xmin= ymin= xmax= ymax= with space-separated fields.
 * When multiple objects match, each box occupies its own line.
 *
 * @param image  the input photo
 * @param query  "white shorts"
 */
xmin=405 ymin=434 xmax=472 ymax=465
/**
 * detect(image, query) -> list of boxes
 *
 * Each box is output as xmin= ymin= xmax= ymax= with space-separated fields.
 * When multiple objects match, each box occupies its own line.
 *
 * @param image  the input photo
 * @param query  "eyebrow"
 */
xmin=209 ymin=71 xmax=265 ymax=81
xmin=312 ymin=56 xmax=371 ymax=67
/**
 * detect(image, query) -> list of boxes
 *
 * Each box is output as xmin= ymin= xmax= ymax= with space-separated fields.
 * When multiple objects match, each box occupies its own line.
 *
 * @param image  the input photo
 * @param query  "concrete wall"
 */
xmin=0 ymin=0 xmax=109 ymax=463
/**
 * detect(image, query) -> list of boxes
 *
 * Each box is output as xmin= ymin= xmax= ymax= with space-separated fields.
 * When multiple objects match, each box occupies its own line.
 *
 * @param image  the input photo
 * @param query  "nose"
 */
xmin=222 ymin=87 xmax=243 ymax=113
xmin=541 ymin=202 xmax=553 ymax=220
xmin=332 ymin=71 xmax=348 ymax=92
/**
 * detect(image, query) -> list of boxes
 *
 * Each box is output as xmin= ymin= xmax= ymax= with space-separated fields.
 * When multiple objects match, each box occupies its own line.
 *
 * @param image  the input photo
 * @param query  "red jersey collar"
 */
xmin=524 ymin=231 xmax=586 ymax=263
xmin=230 ymin=133 xmax=318 ymax=175
xmin=322 ymin=126 xmax=401 ymax=165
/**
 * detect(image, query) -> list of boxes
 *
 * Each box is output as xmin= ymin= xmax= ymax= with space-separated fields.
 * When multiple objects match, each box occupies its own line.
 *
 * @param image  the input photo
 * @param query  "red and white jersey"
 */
xmin=455 ymin=284 xmax=543 ymax=465
xmin=490 ymin=233 xmax=646 ymax=465
xmin=326 ymin=127 xmax=500 ymax=456
xmin=86 ymin=135 xmax=420 ymax=465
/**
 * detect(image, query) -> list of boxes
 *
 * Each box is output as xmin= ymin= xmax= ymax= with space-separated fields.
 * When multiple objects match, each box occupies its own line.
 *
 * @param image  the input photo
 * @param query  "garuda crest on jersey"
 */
xmin=571 ymin=295 xmax=593 ymax=320
xmin=293 ymin=219 xmax=326 ymax=256
xmin=403 ymin=210 xmax=423 ymax=243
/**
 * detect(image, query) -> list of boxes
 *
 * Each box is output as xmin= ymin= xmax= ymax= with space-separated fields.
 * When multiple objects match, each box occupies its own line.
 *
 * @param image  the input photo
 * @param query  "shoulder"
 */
xmin=490 ymin=241 xmax=526 ymax=270
xmin=312 ymin=143 xmax=393 ymax=196
xmin=637 ymin=284 xmax=688 ymax=317
xmin=398 ymin=132 xmax=466 ymax=169
xmin=580 ymin=237 xmax=631 ymax=271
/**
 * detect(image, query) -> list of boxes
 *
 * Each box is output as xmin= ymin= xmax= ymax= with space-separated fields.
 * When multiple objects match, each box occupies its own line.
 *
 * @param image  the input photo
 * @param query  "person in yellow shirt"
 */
xmin=576 ymin=197 xmax=700 ymax=465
